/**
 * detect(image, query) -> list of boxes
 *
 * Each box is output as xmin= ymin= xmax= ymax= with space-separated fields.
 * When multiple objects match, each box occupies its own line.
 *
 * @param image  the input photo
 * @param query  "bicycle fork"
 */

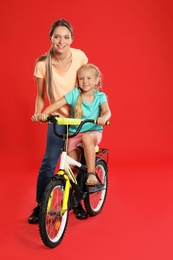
xmin=57 ymin=169 xmax=86 ymax=214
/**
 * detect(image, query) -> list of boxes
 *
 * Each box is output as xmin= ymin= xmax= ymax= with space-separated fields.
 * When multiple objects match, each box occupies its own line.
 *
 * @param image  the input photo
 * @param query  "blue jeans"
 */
xmin=36 ymin=123 xmax=66 ymax=202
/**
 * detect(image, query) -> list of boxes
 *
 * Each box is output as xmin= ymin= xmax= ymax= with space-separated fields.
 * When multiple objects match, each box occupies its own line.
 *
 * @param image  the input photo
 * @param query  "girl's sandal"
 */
xmin=85 ymin=172 xmax=98 ymax=186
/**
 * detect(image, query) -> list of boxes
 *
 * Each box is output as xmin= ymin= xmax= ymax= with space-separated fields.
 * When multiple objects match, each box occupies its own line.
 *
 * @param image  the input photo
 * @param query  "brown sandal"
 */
xmin=85 ymin=172 xmax=98 ymax=186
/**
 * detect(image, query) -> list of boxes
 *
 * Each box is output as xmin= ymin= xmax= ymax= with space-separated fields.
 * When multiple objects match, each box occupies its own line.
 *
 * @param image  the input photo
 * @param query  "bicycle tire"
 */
xmin=84 ymin=159 xmax=108 ymax=216
xmin=39 ymin=180 xmax=69 ymax=248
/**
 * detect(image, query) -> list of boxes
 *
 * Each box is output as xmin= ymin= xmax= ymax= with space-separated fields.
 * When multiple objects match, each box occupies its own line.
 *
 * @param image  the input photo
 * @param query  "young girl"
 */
xmin=29 ymin=18 xmax=88 ymax=224
xmin=37 ymin=64 xmax=111 ymax=186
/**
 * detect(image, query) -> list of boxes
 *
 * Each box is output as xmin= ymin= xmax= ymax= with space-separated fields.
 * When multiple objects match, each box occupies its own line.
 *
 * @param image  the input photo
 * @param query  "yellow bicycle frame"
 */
xmin=47 ymin=117 xmax=104 ymax=216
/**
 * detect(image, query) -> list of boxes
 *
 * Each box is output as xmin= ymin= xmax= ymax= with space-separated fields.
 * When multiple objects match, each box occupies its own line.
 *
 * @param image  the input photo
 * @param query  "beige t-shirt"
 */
xmin=34 ymin=48 xmax=88 ymax=117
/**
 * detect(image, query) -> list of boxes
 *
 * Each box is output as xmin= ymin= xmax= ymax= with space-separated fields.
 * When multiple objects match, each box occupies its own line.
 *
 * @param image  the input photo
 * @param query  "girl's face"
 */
xmin=51 ymin=26 xmax=73 ymax=53
xmin=78 ymin=69 xmax=98 ymax=93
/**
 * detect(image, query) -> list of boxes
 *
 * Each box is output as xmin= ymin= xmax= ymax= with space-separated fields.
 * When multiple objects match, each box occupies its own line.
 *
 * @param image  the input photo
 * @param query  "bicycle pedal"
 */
xmin=87 ymin=183 xmax=104 ymax=193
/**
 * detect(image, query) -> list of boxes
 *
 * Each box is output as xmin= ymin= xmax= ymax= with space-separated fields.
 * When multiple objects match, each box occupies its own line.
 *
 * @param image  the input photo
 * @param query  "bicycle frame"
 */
xmin=57 ymin=151 xmax=86 ymax=215
xmin=39 ymin=115 xmax=110 ymax=248
xmin=47 ymin=115 xmax=109 ymax=215
xmin=48 ymin=116 xmax=89 ymax=215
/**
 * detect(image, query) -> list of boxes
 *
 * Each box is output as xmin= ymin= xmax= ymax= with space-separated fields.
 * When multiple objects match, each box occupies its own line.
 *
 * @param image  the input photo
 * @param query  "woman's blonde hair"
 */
xmin=74 ymin=64 xmax=102 ymax=119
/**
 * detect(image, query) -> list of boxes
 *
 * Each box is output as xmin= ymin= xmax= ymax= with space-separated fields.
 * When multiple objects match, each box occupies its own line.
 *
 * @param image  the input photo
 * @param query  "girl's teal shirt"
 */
xmin=65 ymin=88 xmax=108 ymax=133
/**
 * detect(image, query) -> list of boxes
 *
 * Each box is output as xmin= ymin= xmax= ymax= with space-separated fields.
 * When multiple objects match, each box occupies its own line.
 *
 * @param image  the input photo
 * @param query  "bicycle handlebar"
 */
xmin=46 ymin=115 xmax=110 ymax=139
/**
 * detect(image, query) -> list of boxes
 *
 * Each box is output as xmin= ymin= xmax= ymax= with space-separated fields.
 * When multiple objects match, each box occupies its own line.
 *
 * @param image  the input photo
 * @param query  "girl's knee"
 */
xmin=82 ymin=132 xmax=95 ymax=145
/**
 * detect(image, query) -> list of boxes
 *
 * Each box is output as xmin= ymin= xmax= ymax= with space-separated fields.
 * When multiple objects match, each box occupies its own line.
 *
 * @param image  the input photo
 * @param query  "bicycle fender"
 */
xmin=95 ymin=157 xmax=105 ymax=164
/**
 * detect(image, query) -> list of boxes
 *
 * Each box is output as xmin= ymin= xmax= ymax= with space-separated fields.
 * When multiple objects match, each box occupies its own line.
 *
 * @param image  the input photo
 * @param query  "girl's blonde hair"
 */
xmin=34 ymin=19 xmax=74 ymax=101
xmin=74 ymin=64 xmax=102 ymax=119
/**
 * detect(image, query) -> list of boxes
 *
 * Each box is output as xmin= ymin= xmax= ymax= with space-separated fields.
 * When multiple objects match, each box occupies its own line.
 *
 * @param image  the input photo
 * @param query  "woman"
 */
xmin=28 ymin=18 xmax=88 ymax=224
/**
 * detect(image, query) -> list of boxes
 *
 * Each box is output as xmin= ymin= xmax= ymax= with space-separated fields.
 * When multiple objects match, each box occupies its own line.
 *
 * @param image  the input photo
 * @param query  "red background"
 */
xmin=1 ymin=0 xmax=173 ymax=259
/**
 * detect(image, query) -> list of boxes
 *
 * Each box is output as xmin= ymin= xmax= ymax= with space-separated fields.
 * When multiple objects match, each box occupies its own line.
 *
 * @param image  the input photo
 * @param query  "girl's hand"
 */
xmin=96 ymin=117 xmax=107 ymax=125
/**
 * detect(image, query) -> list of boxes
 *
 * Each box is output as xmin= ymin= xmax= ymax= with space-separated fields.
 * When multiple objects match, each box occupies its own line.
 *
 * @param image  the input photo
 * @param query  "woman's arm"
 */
xmin=38 ymin=96 xmax=67 ymax=121
xmin=31 ymin=77 xmax=46 ymax=122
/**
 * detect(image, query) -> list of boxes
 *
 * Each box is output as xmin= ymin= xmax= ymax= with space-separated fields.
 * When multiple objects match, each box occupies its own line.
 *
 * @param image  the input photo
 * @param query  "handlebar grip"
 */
xmin=94 ymin=119 xmax=110 ymax=125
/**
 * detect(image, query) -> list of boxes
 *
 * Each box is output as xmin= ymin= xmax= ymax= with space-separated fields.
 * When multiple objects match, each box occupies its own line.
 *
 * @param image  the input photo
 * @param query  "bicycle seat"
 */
xmin=77 ymin=143 xmax=99 ymax=153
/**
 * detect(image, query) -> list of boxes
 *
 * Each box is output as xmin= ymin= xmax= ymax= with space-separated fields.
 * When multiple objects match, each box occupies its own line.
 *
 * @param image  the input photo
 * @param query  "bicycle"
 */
xmin=38 ymin=115 xmax=110 ymax=248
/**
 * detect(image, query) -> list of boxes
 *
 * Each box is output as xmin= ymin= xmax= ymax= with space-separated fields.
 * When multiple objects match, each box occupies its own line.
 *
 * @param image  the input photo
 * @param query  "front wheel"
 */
xmin=84 ymin=159 xmax=108 ymax=216
xmin=39 ymin=180 xmax=69 ymax=248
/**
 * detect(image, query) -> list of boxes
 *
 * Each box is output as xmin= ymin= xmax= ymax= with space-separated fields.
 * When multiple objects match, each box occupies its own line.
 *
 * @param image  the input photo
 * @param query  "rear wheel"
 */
xmin=39 ymin=180 xmax=69 ymax=248
xmin=84 ymin=160 xmax=108 ymax=216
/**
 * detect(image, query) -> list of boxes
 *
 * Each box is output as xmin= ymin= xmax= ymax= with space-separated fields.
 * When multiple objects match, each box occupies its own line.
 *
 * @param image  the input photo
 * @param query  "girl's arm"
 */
xmin=38 ymin=96 xmax=67 ymax=121
xmin=97 ymin=102 xmax=111 ymax=125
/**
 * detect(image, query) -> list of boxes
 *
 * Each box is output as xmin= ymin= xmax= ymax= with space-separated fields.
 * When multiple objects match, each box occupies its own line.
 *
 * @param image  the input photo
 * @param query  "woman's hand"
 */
xmin=31 ymin=113 xmax=41 ymax=122
xmin=31 ymin=113 xmax=48 ymax=122
xmin=38 ymin=114 xmax=49 ymax=122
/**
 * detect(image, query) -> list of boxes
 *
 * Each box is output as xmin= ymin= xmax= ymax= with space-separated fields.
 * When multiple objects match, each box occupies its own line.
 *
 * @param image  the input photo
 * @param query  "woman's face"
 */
xmin=51 ymin=26 xmax=73 ymax=53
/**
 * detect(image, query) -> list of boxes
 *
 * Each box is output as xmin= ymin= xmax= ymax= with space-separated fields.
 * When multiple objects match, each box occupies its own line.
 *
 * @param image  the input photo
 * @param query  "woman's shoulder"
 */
xmin=35 ymin=53 xmax=47 ymax=63
xmin=34 ymin=57 xmax=46 ymax=75
xmin=70 ymin=47 xmax=85 ymax=54
xmin=34 ymin=60 xmax=46 ymax=72
xmin=70 ymin=48 xmax=87 ymax=58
